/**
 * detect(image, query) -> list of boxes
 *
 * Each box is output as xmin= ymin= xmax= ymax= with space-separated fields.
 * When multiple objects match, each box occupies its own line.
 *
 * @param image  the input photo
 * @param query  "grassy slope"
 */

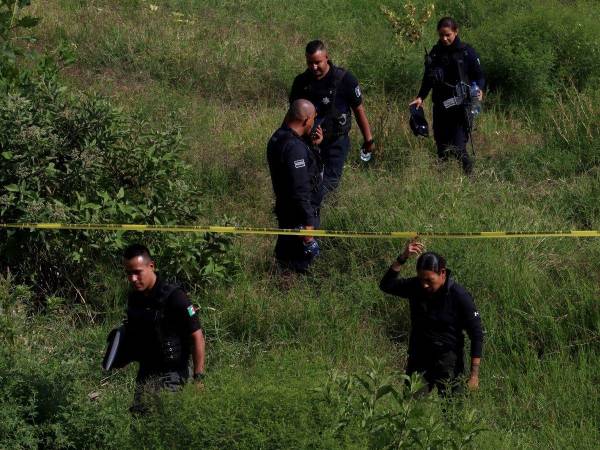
xmin=17 ymin=0 xmax=600 ymax=448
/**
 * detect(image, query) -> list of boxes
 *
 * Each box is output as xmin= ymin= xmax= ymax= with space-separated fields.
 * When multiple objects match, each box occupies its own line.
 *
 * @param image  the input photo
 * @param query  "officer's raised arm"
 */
xmin=380 ymin=240 xmax=424 ymax=295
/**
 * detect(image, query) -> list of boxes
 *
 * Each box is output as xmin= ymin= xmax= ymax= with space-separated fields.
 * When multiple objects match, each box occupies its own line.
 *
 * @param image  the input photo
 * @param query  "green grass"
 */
xmin=2 ymin=0 xmax=598 ymax=448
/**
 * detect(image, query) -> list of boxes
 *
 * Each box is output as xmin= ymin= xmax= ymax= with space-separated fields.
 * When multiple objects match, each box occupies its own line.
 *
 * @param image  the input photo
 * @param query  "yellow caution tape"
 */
xmin=0 ymin=223 xmax=599 ymax=239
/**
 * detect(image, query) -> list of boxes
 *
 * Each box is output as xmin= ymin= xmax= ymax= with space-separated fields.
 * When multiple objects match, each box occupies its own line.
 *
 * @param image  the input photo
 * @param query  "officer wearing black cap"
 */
xmin=289 ymin=40 xmax=374 ymax=205
xmin=121 ymin=244 xmax=205 ymax=413
xmin=410 ymin=17 xmax=484 ymax=174
xmin=267 ymin=99 xmax=323 ymax=273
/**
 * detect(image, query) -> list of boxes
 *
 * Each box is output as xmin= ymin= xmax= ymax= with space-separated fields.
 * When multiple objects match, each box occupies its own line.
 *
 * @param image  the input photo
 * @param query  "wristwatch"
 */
xmin=395 ymin=254 xmax=408 ymax=265
xmin=363 ymin=138 xmax=375 ymax=147
xmin=193 ymin=372 xmax=205 ymax=381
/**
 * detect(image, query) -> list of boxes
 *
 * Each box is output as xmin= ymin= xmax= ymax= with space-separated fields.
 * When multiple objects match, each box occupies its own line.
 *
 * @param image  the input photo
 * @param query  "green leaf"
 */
xmin=375 ymin=385 xmax=394 ymax=401
xmin=4 ymin=184 xmax=19 ymax=192
xmin=15 ymin=16 xmax=40 ymax=29
xmin=1 ymin=151 xmax=12 ymax=159
xmin=116 ymin=187 xmax=124 ymax=199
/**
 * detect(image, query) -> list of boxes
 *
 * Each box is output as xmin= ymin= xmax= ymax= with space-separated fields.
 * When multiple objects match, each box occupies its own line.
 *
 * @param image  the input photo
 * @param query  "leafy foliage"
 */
xmin=0 ymin=0 xmax=41 ymax=92
xmin=381 ymin=2 xmax=436 ymax=49
xmin=319 ymin=359 xmax=485 ymax=449
xmin=469 ymin=1 xmax=600 ymax=102
xmin=0 ymin=1 xmax=237 ymax=298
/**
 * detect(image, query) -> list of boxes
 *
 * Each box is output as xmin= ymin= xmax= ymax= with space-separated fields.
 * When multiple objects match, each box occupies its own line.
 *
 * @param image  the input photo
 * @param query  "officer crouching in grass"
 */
xmin=122 ymin=244 xmax=206 ymax=414
xmin=289 ymin=40 xmax=375 ymax=206
xmin=380 ymin=240 xmax=483 ymax=394
xmin=267 ymin=99 xmax=323 ymax=274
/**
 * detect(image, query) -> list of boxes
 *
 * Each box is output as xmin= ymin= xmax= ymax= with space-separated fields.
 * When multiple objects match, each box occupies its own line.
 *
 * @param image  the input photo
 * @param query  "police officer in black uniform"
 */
xmin=379 ymin=240 xmax=484 ymax=394
xmin=122 ymin=244 xmax=205 ymax=413
xmin=410 ymin=17 xmax=485 ymax=175
xmin=267 ymin=99 xmax=323 ymax=273
xmin=290 ymin=40 xmax=375 ymax=205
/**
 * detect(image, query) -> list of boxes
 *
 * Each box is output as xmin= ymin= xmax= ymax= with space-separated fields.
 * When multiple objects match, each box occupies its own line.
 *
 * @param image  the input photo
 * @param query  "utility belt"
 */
xmin=159 ymin=335 xmax=183 ymax=366
xmin=320 ymin=112 xmax=352 ymax=140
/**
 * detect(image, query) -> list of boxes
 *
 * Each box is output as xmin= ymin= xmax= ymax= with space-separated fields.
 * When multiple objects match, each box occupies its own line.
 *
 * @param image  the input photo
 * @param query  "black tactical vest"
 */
xmin=126 ymin=282 xmax=183 ymax=368
xmin=303 ymin=65 xmax=352 ymax=139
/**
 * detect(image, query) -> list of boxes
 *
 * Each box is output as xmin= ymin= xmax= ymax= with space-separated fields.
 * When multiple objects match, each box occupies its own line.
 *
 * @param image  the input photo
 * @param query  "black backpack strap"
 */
xmin=154 ymin=282 xmax=181 ymax=339
xmin=329 ymin=66 xmax=347 ymax=115
xmin=452 ymin=44 xmax=470 ymax=86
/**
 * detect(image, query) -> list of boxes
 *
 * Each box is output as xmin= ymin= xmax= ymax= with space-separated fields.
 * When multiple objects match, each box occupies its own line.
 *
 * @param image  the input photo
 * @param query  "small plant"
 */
xmin=319 ymin=359 xmax=485 ymax=449
xmin=381 ymin=2 xmax=435 ymax=50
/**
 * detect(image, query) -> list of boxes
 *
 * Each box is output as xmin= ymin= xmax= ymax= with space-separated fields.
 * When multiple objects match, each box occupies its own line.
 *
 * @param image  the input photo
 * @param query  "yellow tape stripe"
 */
xmin=0 ymin=223 xmax=599 ymax=239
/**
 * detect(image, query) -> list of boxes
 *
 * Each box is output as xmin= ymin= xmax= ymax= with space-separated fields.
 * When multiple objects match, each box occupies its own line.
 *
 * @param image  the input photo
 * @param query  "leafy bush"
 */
xmin=470 ymin=2 xmax=600 ymax=102
xmin=319 ymin=360 xmax=485 ymax=449
xmin=0 ymin=1 xmax=237 ymax=300
xmin=0 ymin=0 xmax=41 ymax=92
xmin=0 ymin=275 xmax=131 ymax=449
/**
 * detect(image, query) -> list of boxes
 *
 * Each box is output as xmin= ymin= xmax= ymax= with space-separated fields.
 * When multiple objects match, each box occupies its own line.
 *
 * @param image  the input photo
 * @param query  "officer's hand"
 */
xmin=409 ymin=97 xmax=423 ymax=109
xmin=193 ymin=372 xmax=205 ymax=391
xmin=467 ymin=375 xmax=479 ymax=391
xmin=363 ymin=139 xmax=375 ymax=153
xmin=401 ymin=239 xmax=424 ymax=260
xmin=311 ymin=125 xmax=324 ymax=146
xmin=303 ymin=239 xmax=320 ymax=258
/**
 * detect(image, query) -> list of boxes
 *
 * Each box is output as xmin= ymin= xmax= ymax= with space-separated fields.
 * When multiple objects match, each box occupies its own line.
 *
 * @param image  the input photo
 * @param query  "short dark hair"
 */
xmin=306 ymin=40 xmax=326 ymax=55
xmin=123 ymin=243 xmax=152 ymax=261
xmin=416 ymin=252 xmax=447 ymax=274
xmin=437 ymin=16 xmax=458 ymax=31
xmin=288 ymin=98 xmax=315 ymax=121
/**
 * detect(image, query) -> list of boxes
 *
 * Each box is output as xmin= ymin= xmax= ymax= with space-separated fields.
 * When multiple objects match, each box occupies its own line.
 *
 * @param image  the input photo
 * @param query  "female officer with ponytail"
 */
xmin=410 ymin=17 xmax=485 ymax=175
xmin=380 ymin=240 xmax=483 ymax=394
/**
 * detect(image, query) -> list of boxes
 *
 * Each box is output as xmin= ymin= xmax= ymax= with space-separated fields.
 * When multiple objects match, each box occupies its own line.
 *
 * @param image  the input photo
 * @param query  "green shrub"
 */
xmin=0 ymin=2 xmax=238 ymax=301
xmin=471 ymin=2 xmax=600 ymax=103
xmin=319 ymin=360 xmax=485 ymax=449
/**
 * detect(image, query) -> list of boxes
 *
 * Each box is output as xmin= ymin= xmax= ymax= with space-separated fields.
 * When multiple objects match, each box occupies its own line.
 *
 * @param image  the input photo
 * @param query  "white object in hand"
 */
xmin=360 ymin=147 xmax=372 ymax=162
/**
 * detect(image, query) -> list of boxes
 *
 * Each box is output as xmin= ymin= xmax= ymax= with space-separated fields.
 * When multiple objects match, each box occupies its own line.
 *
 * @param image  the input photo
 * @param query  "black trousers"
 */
xmin=433 ymin=105 xmax=473 ymax=174
xmin=131 ymin=365 xmax=190 ymax=414
xmin=313 ymin=134 xmax=350 ymax=206
xmin=406 ymin=350 xmax=464 ymax=395
xmin=274 ymin=212 xmax=320 ymax=273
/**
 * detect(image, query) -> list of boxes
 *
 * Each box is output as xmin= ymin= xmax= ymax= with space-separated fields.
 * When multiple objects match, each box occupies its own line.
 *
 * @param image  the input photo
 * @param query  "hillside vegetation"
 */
xmin=1 ymin=0 xmax=599 ymax=448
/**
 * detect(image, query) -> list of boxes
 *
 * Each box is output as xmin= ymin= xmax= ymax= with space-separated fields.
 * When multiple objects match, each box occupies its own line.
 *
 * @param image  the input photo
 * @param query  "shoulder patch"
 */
xmin=355 ymin=85 xmax=361 ymax=98
xmin=294 ymin=159 xmax=306 ymax=168
xmin=187 ymin=305 xmax=196 ymax=317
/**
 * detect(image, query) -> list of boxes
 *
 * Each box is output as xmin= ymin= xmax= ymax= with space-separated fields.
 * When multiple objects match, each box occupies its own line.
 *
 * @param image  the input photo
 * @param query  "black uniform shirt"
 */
xmin=289 ymin=62 xmax=363 ymax=118
xmin=380 ymin=268 xmax=483 ymax=359
xmin=418 ymin=36 xmax=485 ymax=105
xmin=267 ymin=126 xmax=320 ymax=227
xmin=127 ymin=276 xmax=201 ymax=371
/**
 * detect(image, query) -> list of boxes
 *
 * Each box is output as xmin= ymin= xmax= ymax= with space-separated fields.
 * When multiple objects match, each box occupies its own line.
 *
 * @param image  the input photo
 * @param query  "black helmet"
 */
xmin=409 ymin=105 xmax=429 ymax=138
